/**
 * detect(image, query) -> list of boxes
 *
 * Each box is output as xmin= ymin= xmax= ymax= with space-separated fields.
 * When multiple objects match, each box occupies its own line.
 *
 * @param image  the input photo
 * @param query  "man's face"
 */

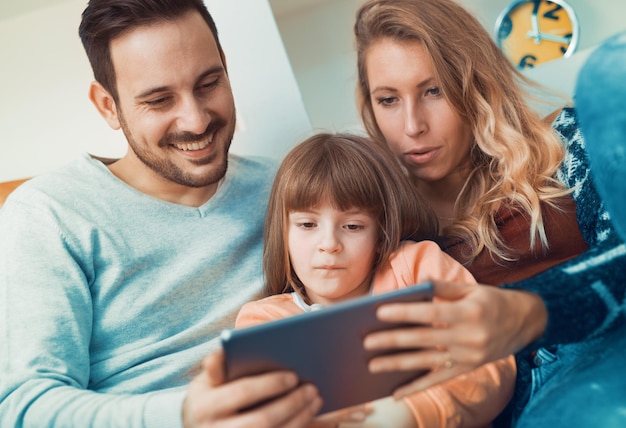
xmin=109 ymin=10 xmax=236 ymax=189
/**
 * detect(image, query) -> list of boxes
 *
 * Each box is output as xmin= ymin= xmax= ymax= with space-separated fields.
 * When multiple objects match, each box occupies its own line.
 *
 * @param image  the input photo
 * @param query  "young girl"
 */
xmin=236 ymin=133 xmax=515 ymax=427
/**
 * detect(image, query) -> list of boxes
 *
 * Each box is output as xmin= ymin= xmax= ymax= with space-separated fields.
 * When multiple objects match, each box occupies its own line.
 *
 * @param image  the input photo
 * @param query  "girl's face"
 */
xmin=365 ymin=39 xmax=474 ymax=188
xmin=288 ymin=204 xmax=379 ymax=306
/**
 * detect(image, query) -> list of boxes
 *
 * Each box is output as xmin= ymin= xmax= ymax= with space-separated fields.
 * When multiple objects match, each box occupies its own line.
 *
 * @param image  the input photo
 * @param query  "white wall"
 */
xmin=4 ymin=0 xmax=626 ymax=182
xmin=271 ymin=0 xmax=365 ymax=134
xmin=0 ymin=0 xmax=311 ymax=182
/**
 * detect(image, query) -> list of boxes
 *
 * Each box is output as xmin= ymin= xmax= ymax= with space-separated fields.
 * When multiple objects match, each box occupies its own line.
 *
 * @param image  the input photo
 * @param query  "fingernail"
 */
xmin=377 ymin=306 xmax=393 ymax=318
xmin=284 ymin=373 xmax=298 ymax=388
xmin=363 ymin=337 xmax=378 ymax=349
xmin=349 ymin=411 xmax=367 ymax=421
xmin=304 ymin=384 xmax=319 ymax=400
xmin=369 ymin=361 xmax=383 ymax=373
xmin=311 ymin=396 xmax=323 ymax=412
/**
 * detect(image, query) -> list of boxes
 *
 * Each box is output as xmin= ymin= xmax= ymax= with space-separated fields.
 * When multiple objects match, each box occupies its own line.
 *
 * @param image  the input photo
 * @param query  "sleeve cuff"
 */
xmin=143 ymin=387 xmax=187 ymax=428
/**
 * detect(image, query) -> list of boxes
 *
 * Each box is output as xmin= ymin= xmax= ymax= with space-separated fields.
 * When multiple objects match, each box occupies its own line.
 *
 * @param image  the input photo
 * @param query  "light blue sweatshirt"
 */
xmin=0 ymin=152 xmax=277 ymax=427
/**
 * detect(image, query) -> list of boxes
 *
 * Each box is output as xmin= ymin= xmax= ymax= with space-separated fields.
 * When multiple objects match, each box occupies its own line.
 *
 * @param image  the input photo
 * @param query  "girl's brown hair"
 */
xmin=263 ymin=133 xmax=437 ymax=296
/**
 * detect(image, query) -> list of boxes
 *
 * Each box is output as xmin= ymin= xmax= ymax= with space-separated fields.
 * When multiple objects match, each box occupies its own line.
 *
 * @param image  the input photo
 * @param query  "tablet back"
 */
xmin=221 ymin=282 xmax=433 ymax=414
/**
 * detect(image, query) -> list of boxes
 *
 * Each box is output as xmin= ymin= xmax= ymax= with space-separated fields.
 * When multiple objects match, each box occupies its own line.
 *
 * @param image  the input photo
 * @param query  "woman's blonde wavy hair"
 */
xmin=354 ymin=0 xmax=571 ymax=264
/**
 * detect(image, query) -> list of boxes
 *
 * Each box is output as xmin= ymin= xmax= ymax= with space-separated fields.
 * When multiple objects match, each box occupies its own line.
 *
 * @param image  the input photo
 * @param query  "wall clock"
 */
xmin=495 ymin=0 xmax=580 ymax=70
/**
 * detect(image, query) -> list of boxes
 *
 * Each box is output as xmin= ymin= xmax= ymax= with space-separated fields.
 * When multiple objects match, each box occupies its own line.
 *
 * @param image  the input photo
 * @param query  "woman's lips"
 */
xmin=405 ymin=147 xmax=440 ymax=165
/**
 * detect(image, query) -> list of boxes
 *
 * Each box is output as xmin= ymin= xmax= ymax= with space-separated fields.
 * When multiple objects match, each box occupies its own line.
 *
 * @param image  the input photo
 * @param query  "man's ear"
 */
xmin=89 ymin=81 xmax=121 ymax=130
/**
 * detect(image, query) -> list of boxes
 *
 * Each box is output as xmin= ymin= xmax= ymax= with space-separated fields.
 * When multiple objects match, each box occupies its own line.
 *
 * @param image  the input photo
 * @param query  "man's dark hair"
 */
xmin=79 ymin=0 xmax=223 ymax=102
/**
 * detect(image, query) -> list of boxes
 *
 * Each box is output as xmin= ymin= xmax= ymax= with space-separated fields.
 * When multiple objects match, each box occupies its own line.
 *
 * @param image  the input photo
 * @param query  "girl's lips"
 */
xmin=316 ymin=265 xmax=343 ymax=270
xmin=405 ymin=147 xmax=440 ymax=165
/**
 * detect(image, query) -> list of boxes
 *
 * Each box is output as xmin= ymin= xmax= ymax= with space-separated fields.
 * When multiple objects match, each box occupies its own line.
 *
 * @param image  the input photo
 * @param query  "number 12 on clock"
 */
xmin=495 ymin=0 xmax=580 ymax=69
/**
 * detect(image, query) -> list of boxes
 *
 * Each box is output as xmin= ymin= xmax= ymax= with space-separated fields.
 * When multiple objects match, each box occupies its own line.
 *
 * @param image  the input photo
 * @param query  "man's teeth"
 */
xmin=175 ymin=140 xmax=211 ymax=151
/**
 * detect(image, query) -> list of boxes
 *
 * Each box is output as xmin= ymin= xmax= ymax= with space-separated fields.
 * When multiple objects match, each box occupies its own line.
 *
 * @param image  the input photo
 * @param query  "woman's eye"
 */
xmin=298 ymin=222 xmax=316 ymax=229
xmin=376 ymin=96 xmax=396 ymax=106
xmin=426 ymin=86 xmax=441 ymax=97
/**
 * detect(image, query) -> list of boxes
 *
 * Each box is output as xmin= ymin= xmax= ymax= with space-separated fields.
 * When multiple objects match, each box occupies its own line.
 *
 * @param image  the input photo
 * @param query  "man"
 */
xmin=0 ymin=0 xmax=321 ymax=426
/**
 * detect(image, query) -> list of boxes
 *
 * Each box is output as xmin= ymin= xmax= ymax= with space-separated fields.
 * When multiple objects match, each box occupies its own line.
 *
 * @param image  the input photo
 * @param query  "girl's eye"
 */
xmin=297 ymin=222 xmax=316 ymax=229
xmin=345 ymin=224 xmax=365 ymax=231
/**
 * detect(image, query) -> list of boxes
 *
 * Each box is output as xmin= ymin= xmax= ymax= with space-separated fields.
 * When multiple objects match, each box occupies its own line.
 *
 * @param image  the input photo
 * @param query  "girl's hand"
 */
xmin=310 ymin=397 xmax=416 ymax=428
xmin=309 ymin=403 xmax=372 ymax=427
xmin=363 ymin=280 xmax=547 ymax=397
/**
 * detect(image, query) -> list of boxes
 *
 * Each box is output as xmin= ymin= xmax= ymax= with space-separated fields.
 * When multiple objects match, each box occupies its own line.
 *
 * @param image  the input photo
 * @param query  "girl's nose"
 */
xmin=318 ymin=228 xmax=342 ymax=254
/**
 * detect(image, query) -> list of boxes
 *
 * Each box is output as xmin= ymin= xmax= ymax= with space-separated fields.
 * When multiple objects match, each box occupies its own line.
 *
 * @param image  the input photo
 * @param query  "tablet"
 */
xmin=220 ymin=282 xmax=433 ymax=414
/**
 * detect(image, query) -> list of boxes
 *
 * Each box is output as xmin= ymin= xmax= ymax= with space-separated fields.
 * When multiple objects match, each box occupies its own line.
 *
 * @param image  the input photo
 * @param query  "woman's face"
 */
xmin=365 ymin=39 xmax=474 ymax=187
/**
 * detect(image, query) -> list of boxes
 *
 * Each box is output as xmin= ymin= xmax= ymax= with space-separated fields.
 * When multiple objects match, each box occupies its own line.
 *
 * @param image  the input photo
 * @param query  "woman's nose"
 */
xmin=404 ymin=103 xmax=427 ymax=137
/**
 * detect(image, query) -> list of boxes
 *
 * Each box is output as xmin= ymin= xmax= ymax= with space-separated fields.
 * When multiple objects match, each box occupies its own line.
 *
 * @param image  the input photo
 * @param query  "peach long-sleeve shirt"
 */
xmin=237 ymin=240 xmax=515 ymax=427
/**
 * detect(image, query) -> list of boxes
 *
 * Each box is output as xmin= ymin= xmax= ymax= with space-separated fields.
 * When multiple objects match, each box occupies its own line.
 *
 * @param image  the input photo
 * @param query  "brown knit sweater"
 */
xmin=438 ymin=196 xmax=588 ymax=286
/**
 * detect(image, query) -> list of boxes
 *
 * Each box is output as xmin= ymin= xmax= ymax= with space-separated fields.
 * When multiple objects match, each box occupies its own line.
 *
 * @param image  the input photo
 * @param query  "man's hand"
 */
xmin=362 ymin=280 xmax=547 ymax=397
xmin=183 ymin=350 xmax=323 ymax=428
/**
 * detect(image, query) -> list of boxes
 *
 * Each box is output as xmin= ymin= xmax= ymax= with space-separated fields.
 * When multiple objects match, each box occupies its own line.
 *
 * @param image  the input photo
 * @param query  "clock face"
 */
xmin=495 ymin=0 xmax=579 ymax=69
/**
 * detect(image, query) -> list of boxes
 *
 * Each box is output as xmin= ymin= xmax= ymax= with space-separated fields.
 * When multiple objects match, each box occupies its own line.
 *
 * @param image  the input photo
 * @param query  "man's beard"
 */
xmin=118 ymin=110 xmax=235 ymax=188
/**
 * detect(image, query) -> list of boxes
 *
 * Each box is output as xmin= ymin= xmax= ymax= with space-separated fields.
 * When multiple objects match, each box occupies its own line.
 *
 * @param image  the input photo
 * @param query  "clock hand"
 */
xmin=538 ymin=32 xmax=571 ymax=44
xmin=529 ymin=0 xmax=542 ymax=43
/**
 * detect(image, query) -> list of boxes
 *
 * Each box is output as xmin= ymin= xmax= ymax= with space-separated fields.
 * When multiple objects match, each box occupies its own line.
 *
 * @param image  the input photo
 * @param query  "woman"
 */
xmin=352 ymin=0 xmax=626 ymax=426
